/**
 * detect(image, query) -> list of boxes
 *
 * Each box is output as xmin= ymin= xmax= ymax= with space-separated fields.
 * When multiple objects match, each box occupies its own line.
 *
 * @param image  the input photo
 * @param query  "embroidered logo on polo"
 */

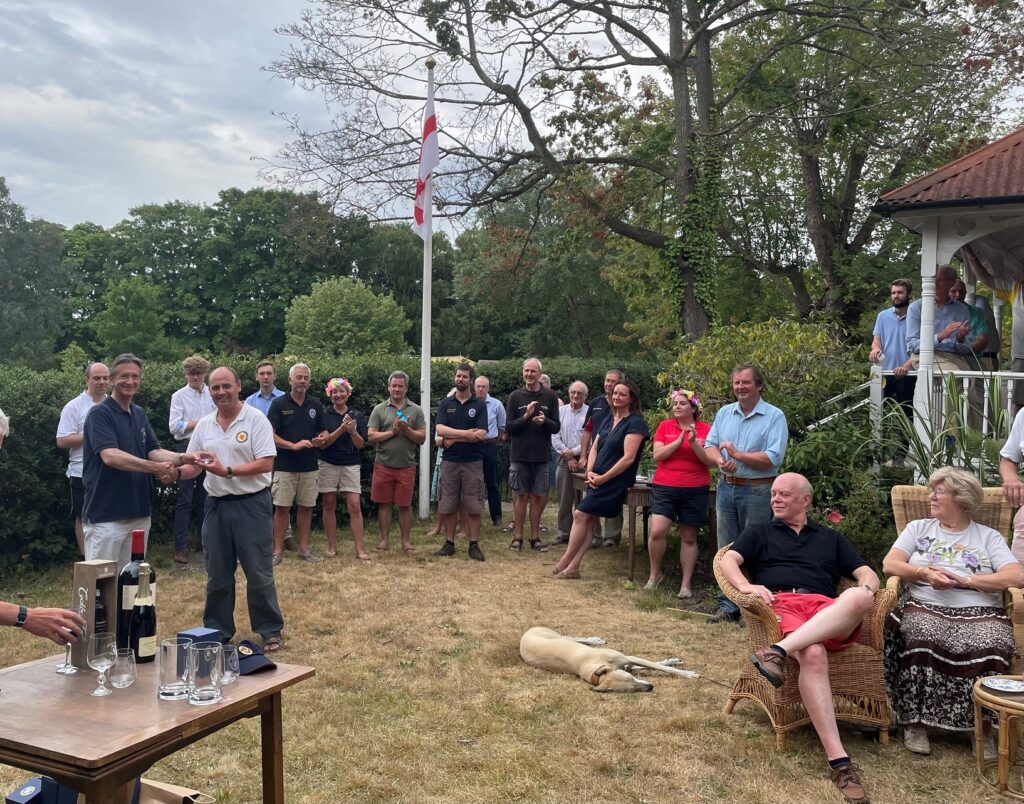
xmin=236 ymin=431 xmax=249 ymax=443
xmin=468 ymin=408 xmax=478 ymax=417
xmin=308 ymin=409 xmax=317 ymax=419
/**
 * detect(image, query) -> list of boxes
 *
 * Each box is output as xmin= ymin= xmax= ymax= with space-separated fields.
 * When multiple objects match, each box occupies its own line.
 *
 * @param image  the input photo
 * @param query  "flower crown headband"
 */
xmin=669 ymin=388 xmax=703 ymax=415
xmin=325 ymin=377 xmax=352 ymax=395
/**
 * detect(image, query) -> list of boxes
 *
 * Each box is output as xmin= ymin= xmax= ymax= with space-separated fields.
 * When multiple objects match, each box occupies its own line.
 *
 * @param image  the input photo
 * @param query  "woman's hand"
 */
xmin=586 ymin=470 xmax=602 ymax=488
xmin=918 ymin=566 xmax=959 ymax=590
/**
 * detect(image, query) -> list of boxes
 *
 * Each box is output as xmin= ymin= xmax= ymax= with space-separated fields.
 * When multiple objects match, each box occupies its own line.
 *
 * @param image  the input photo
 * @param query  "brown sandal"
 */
xmin=509 ymin=539 xmax=523 ymax=552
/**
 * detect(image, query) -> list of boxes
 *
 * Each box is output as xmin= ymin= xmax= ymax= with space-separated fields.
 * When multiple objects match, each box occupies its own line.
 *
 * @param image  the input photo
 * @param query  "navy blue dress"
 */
xmin=577 ymin=413 xmax=650 ymax=518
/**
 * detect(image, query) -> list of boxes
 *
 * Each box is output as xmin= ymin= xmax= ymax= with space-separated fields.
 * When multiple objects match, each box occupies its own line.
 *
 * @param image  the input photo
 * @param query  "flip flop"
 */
xmin=503 ymin=523 xmax=516 ymax=533
xmin=375 ymin=543 xmax=389 ymax=552
xmin=356 ymin=552 xmax=370 ymax=561
xmin=262 ymin=636 xmax=284 ymax=653
xmin=509 ymin=539 xmax=523 ymax=552
xmin=326 ymin=550 xmax=337 ymax=558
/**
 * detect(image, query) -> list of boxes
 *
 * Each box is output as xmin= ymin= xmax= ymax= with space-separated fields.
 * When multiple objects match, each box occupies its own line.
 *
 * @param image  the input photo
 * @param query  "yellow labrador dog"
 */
xmin=519 ymin=626 xmax=698 ymax=692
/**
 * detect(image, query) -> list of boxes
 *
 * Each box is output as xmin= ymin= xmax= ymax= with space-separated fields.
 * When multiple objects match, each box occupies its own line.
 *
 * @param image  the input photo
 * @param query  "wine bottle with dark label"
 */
xmin=129 ymin=562 xmax=156 ymax=663
xmin=117 ymin=529 xmax=156 ymax=649
xmin=94 ymin=586 xmax=107 ymax=636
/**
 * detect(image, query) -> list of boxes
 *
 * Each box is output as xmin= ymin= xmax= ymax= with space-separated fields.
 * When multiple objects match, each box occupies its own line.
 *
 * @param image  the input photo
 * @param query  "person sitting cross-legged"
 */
xmin=717 ymin=472 xmax=879 ymax=804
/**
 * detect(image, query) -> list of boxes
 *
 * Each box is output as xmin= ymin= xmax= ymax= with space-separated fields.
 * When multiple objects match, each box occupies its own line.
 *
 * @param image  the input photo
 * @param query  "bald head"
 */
xmin=770 ymin=473 xmax=813 ymax=527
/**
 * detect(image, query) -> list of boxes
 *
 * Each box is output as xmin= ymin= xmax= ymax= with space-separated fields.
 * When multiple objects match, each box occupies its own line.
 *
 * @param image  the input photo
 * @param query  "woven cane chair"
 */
xmin=714 ymin=545 xmax=897 ymax=748
xmin=886 ymin=485 xmax=1024 ymax=669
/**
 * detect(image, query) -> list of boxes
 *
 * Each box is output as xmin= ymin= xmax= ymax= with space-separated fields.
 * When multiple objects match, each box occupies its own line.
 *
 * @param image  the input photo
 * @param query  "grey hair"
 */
xmin=388 ymin=370 xmax=410 ymax=387
xmin=288 ymin=363 xmax=311 ymax=379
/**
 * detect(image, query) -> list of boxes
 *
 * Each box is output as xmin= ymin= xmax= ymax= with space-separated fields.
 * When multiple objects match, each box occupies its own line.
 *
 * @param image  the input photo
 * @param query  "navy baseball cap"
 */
xmin=237 ymin=640 xmax=277 ymax=675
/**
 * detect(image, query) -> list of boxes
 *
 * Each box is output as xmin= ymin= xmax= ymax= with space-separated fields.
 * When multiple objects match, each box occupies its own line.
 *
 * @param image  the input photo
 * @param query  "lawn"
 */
xmin=0 ymin=516 xmax=1007 ymax=804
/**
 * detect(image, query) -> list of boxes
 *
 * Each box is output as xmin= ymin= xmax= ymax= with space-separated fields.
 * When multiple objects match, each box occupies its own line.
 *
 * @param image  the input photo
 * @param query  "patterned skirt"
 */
xmin=884 ymin=594 xmax=1014 ymax=731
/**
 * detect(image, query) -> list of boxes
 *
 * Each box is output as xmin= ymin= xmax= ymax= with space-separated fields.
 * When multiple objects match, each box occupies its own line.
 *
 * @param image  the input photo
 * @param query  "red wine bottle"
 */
xmin=128 ymin=563 xmax=156 ymax=663
xmin=117 ymin=529 xmax=156 ymax=649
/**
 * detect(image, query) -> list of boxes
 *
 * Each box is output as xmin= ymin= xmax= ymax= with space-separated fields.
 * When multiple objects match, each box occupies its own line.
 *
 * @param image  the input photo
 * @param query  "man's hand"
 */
xmin=25 ymin=607 xmax=85 ymax=645
xmin=893 ymin=361 xmax=911 ymax=378
xmin=868 ymin=346 xmax=882 ymax=364
xmin=155 ymin=461 xmax=177 ymax=485
xmin=531 ymin=412 xmax=546 ymax=426
xmin=200 ymin=453 xmax=227 ymax=477
xmin=180 ymin=452 xmax=205 ymax=465
xmin=561 ymin=449 xmax=574 ymax=460
xmin=937 ymin=321 xmax=965 ymax=340
xmin=524 ymin=400 xmax=538 ymax=418
xmin=1005 ymin=475 xmax=1024 ymax=508
xmin=717 ymin=456 xmax=738 ymax=474
xmin=394 ymin=418 xmax=409 ymax=432
xmin=737 ymin=583 xmax=775 ymax=606
xmin=293 ymin=439 xmax=314 ymax=451
xmin=568 ymin=458 xmax=580 ymax=472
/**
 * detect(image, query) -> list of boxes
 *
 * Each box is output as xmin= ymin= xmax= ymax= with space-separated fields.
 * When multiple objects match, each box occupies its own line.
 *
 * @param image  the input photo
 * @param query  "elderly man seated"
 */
xmin=717 ymin=472 xmax=878 ymax=804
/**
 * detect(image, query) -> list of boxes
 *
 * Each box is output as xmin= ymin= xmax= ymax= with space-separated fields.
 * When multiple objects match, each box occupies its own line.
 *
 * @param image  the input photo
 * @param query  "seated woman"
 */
xmin=645 ymin=389 xmax=716 ymax=597
xmin=882 ymin=466 xmax=1024 ymax=758
xmin=551 ymin=379 xmax=649 ymax=579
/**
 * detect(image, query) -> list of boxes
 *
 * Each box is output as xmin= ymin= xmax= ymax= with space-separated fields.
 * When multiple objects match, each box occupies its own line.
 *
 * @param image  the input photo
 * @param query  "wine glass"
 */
xmin=55 ymin=635 xmax=78 ymax=675
xmin=87 ymin=632 xmax=116 ymax=697
xmin=110 ymin=648 xmax=137 ymax=689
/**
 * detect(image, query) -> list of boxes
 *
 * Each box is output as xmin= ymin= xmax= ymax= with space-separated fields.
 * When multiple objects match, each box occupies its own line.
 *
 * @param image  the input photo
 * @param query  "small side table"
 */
xmin=973 ymin=676 xmax=1024 ymax=799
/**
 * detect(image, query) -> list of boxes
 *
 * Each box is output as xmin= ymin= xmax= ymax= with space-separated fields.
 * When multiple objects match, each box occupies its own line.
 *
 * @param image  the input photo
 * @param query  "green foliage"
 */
xmin=785 ymin=411 xmax=877 ymax=504
xmin=284 ymin=277 xmax=411 ymax=358
xmin=660 ymin=319 xmax=863 ymax=428
xmin=0 ymin=179 xmax=69 ymax=367
xmin=93 ymin=276 xmax=180 ymax=361
xmin=814 ymin=470 xmax=896 ymax=573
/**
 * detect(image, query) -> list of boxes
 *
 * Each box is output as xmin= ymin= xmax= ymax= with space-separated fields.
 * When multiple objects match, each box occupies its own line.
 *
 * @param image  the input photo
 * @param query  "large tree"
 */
xmin=0 ymin=178 xmax=68 ymax=366
xmin=267 ymin=0 xmax=1019 ymax=339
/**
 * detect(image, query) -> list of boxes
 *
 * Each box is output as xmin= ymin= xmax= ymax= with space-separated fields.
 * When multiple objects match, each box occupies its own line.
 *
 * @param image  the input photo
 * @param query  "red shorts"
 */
xmin=371 ymin=464 xmax=416 ymax=507
xmin=771 ymin=592 xmax=861 ymax=651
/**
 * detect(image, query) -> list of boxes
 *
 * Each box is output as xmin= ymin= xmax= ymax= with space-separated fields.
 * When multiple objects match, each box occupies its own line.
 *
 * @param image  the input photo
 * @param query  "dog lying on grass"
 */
xmin=519 ymin=626 xmax=698 ymax=692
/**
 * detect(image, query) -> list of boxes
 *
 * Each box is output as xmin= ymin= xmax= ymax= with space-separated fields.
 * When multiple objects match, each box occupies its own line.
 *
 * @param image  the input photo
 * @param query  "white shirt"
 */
xmin=186 ymin=404 xmax=276 ymax=497
xmin=169 ymin=384 xmax=215 ymax=441
xmin=56 ymin=392 xmax=106 ymax=478
xmin=551 ymin=403 xmax=589 ymax=456
xmin=1001 ymin=407 xmax=1024 ymax=464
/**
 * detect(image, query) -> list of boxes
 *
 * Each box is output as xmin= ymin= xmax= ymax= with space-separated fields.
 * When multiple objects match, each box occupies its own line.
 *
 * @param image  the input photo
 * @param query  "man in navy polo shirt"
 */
xmin=267 ymin=363 xmax=325 ymax=565
xmin=82 ymin=353 xmax=200 ymax=570
xmin=433 ymin=364 xmax=488 ymax=560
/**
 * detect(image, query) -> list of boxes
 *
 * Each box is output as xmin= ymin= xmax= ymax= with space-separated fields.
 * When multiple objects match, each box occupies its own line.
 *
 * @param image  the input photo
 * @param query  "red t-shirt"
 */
xmin=651 ymin=419 xmax=711 ymax=488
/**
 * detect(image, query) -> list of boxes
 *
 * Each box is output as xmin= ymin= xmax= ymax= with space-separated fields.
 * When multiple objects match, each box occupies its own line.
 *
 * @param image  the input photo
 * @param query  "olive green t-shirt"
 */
xmin=368 ymin=399 xmax=426 ymax=467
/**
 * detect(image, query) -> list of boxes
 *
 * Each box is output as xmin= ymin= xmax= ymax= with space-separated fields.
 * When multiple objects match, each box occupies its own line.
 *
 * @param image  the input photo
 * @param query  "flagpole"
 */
xmin=417 ymin=56 xmax=436 ymax=520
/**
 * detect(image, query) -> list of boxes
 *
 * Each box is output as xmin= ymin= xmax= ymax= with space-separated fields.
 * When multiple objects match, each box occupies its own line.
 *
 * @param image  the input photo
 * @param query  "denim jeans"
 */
xmin=715 ymin=480 xmax=773 ymax=616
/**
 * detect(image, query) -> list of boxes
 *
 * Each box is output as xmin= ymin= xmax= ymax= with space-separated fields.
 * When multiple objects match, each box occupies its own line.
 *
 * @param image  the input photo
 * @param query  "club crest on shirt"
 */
xmin=308 ymin=409 xmax=317 ymax=419
xmin=468 ymin=408 xmax=477 ymax=418
xmin=236 ymin=431 xmax=249 ymax=443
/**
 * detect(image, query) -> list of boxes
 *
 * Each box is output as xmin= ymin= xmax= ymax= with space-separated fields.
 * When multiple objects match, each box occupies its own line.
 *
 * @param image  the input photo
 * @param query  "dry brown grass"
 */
xmin=0 ymin=515 xmax=1009 ymax=803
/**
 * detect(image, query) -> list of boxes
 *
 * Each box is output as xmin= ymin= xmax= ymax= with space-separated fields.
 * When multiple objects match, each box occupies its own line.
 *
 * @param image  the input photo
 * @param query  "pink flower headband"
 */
xmin=669 ymin=388 xmax=703 ymax=415
xmin=325 ymin=377 xmax=352 ymax=395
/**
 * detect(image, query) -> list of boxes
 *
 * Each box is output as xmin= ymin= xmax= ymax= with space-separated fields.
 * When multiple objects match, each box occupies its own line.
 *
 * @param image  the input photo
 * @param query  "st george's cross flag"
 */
xmin=412 ymin=84 xmax=439 ymax=240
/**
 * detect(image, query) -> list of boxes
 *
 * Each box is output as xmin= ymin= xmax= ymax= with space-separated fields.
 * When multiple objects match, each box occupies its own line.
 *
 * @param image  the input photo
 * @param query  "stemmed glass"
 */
xmin=55 ymin=638 xmax=78 ymax=675
xmin=87 ymin=632 xmax=116 ymax=697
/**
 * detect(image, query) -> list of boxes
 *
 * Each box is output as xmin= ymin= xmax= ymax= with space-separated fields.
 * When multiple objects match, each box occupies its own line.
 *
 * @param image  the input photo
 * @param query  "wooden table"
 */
xmin=974 ymin=676 xmax=1024 ymax=799
xmin=0 ymin=655 xmax=314 ymax=804
xmin=571 ymin=473 xmax=650 ymax=582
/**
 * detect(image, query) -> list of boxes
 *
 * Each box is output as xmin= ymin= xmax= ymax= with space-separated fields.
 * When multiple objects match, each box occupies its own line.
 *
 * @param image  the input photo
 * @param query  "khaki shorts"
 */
xmin=271 ymin=471 xmax=318 ymax=508
xmin=317 ymin=461 xmax=361 ymax=494
xmin=439 ymin=460 xmax=484 ymax=515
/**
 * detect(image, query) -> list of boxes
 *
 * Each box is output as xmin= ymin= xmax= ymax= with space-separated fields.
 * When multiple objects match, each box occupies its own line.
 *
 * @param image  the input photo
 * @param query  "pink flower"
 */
xmin=826 ymin=510 xmax=843 ymax=525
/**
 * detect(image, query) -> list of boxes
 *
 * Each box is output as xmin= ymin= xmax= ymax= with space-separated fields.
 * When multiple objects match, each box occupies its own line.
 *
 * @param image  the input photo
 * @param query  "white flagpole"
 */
xmin=417 ymin=57 xmax=436 ymax=520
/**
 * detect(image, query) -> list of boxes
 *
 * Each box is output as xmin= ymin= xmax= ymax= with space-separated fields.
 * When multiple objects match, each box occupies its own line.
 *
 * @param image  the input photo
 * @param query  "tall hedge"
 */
xmin=0 ymin=356 xmax=659 ymax=570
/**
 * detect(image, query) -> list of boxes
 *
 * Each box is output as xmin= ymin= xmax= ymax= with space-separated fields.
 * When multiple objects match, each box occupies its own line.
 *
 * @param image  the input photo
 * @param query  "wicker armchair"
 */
xmin=886 ymin=485 xmax=1024 ymax=669
xmin=714 ymin=545 xmax=897 ymax=748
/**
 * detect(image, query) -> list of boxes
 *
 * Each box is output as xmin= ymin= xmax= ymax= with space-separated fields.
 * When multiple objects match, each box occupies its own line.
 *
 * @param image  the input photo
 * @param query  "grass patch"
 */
xmin=0 ymin=513 xmax=1007 ymax=803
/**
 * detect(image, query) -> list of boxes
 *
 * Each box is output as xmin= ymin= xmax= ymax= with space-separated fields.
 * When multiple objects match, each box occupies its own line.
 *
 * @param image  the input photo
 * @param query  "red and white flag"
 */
xmin=412 ymin=85 xmax=439 ymax=240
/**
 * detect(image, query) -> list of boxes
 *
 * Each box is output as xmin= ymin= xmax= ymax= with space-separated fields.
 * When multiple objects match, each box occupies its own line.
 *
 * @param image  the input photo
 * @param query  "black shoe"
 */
xmin=434 ymin=540 xmax=456 ymax=557
xmin=552 ymin=535 xmax=569 ymax=545
xmin=468 ymin=542 xmax=485 ymax=562
xmin=706 ymin=610 xmax=741 ymax=625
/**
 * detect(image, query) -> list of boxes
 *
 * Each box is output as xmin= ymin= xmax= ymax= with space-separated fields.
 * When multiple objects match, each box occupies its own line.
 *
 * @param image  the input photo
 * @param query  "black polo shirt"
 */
xmin=82 ymin=396 xmax=161 ymax=523
xmin=729 ymin=518 xmax=867 ymax=598
xmin=436 ymin=394 xmax=487 ymax=462
xmin=583 ymin=394 xmax=612 ymax=434
xmin=267 ymin=393 xmax=323 ymax=473
xmin=320 ymin=407 xmax=367 ymax=467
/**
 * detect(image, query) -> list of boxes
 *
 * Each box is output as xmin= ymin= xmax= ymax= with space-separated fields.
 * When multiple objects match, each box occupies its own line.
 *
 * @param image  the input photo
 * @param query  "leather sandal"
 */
xmin=529 ymin=539 xmax=549 ymax=552
xmin=508 ymin=539 xmax=523 ymax=551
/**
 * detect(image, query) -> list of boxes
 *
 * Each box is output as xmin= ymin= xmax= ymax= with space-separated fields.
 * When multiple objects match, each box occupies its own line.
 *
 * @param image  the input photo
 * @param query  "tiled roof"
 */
xmin=874 ymin=126 xmax=1024 ymax=215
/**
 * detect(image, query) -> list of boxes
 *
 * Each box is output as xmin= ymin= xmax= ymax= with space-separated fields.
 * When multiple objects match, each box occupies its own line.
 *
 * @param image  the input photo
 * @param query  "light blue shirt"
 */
xmin=705 ymin=398 xmax=788 ymax=479
xmin=906 ymin=298 xmax=977 ymax=355
xmin=872 ymin=307 xmax=910 ymax=372
xmin=480 ymin=394 xmax=506 ymax=439
xmin=244 ymin=387 xmax=284 ymax=417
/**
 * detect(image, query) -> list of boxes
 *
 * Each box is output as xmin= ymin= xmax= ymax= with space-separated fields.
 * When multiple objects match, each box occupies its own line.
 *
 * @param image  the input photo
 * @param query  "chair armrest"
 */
xmin=860 ymin=587 xmax=897 ymax=650
xmin=1005 ymin=587 xmax=1024 ymax=658
xmin=712 ymin=554 xmax=783 ymax=642
xmin=885 ymin=575 xmax=902 ymax=593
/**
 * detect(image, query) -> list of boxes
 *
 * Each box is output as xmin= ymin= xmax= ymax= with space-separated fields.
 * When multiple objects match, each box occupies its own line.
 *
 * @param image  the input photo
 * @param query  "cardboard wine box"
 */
xmin=69 ymin=560 xmax=118 ymax=670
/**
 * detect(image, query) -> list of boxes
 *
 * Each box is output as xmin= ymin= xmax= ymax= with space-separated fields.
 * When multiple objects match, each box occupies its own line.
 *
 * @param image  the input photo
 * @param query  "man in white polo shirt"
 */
xmin=56 ymin=361 xmax=109 ymax=555
xmin=181 ymin=366 xmax=284 ymax=651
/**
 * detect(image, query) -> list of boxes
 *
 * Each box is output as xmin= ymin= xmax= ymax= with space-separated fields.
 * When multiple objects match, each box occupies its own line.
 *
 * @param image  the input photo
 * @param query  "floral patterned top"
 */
xmin=893 ymin=518 xmax=1017 ymax=608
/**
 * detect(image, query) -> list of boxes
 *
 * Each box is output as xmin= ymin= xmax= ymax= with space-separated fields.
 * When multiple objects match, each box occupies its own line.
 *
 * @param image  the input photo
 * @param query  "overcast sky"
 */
xmin=0 ymin=0 xmax=329 ymax=227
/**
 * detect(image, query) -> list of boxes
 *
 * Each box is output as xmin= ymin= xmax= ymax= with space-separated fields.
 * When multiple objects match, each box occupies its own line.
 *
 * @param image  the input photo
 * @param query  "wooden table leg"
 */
xmin=84 ymin=777 xmax=135 ymax=804
xmin=262 ymin=691 xmax=284 ymax=804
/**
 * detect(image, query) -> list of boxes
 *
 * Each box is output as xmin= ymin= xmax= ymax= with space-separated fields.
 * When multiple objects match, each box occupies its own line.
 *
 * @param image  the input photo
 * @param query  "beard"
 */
xmin=893 ymin=297 xmax=909 ymax=309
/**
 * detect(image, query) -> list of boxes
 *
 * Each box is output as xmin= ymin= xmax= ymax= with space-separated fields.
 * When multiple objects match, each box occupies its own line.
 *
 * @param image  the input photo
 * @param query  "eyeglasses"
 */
xmin=927 ymin=487 xmax=950 ymax=498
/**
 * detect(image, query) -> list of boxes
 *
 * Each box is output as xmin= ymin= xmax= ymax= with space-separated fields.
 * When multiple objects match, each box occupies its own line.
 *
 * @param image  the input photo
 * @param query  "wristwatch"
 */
xmin=15 ymin=605 xmax=27 ymax=628
xmin=226 ymin=466 xmax=234 ymax=479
